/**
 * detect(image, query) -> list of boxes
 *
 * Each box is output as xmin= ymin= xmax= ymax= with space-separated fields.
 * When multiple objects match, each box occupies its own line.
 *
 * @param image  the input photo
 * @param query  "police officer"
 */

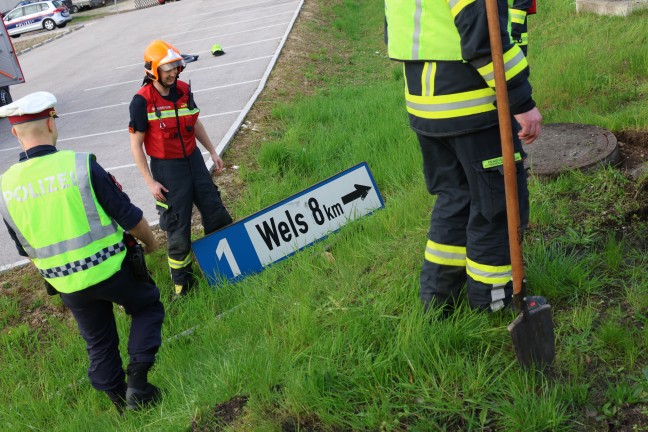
xmin=0 ymin=92 xmax=165 ymax=413
xmin=384 ymin=0 xmax=546 ymax=312
xmin=129 ymin=40 xmax=232 ymax=297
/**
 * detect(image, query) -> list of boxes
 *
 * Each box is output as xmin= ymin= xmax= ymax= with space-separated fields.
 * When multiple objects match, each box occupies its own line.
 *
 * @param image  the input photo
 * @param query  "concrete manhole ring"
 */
xmin=523 ymin=123 xmax=620 ymax=177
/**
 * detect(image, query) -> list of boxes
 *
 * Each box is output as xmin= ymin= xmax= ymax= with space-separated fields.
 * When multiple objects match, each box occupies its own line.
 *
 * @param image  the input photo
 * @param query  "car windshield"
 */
xmin=53 ymin=0 xmax=62 ymax=6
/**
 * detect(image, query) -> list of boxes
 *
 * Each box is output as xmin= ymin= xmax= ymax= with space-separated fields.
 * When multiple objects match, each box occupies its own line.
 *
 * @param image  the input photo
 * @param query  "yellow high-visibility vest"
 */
xmin=385 ymin=0 xmax=463 ymax=61
xmin=0 ymin=151 xmax=125 ymax=293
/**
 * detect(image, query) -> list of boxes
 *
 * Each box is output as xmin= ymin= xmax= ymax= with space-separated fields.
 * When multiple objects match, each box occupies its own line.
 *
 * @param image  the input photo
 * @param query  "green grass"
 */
xmin=1 ymin=0 xmax=647 ymax=430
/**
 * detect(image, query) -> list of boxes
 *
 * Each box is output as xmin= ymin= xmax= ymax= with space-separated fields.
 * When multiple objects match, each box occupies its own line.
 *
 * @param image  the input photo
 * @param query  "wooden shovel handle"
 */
xmin=484 ymin=0 xmax=525 ymax=296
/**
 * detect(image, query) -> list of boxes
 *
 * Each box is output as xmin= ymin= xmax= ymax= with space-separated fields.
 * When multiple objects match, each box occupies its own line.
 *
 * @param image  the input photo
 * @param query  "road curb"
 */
xmin=16 ymin=24 xmax=85 ymax=56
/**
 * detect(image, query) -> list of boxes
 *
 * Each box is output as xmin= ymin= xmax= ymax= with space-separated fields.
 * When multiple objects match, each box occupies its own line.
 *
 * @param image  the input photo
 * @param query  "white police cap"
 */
xmin=0 ymin=91 xmax=58 ymax=125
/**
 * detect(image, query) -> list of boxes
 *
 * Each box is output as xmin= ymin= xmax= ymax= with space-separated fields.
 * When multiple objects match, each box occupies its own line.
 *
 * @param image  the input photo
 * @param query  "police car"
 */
xmin=3 ymin=0 xmax=71 ymax=37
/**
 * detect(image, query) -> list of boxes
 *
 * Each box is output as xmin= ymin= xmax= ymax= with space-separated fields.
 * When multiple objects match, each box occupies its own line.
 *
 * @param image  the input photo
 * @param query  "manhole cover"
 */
xmin=523 ymin=123 xmax=620 ymax=177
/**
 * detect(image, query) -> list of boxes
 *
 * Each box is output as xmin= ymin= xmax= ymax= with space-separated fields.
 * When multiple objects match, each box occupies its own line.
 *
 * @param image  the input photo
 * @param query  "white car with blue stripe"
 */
xmin=3 ymin=0 xmax=71 ymax=37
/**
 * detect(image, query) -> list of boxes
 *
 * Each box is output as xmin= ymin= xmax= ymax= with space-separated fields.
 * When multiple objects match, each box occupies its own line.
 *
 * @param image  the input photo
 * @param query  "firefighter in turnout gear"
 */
xmin=0 ymin=92 xmax=165 ymax=413
xmin=129 ymin=40 xmax=232 ymax=297
xmin=384 ymin=0 xmax=545 ymax=312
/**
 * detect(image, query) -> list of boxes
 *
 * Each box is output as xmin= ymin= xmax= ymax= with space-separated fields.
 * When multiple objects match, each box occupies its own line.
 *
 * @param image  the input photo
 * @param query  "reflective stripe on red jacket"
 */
xmin=136 ymin=81 xmax=200 ymax=159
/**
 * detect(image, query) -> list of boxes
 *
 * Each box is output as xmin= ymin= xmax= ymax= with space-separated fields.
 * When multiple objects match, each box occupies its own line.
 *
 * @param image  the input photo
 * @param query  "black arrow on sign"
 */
xmin=341 ymin=184 xmax=372 ymax=205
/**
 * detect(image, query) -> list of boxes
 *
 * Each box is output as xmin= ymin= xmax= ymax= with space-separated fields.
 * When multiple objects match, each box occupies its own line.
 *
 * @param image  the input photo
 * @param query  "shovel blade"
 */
xmin=507 ymin=304 xmax=555 ymax=369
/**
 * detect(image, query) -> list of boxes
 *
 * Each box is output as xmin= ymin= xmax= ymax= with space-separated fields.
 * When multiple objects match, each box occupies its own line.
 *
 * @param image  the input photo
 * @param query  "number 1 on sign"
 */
xmin=215 ymin=238 xmax=241 ymax=277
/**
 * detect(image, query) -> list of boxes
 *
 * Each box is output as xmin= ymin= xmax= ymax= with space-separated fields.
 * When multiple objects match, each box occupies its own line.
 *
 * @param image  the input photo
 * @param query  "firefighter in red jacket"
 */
xmin=129 ymin=40 xmax=232 ymax=297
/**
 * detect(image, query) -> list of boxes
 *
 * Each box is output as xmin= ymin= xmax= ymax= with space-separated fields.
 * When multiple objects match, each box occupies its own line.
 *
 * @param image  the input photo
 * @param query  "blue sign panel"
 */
xmin=192 ymin=162 xmax=384 ymax=286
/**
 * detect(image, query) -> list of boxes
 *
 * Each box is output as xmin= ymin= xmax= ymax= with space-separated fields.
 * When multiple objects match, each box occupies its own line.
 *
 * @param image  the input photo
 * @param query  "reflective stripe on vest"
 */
xmin=466 ymin=257 xmax=512 ymax=285
xmin=146 ymin=107 xmax=200 ymax=121
xmin=385 ymin=0 xmax=463 ymax=61
xmin=0 ymin=151 xmax=125 ymax=293
xmin=38 ymin=242 xmax=125 ymax=279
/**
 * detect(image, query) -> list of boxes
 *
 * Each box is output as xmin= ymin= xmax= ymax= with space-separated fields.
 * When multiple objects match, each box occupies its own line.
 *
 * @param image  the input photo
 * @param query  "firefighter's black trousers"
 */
xmin=417 ymin=124 xmax=529 ymax=311
xmin=151 ymin=148 xmax=232 ymax=286
xmin=60 ymin=260 xmax=164 ymax=392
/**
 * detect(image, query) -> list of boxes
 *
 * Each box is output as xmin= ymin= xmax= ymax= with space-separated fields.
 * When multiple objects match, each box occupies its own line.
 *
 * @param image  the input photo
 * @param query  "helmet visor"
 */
xmin=159 ymin=59 xmax=183 ymax=72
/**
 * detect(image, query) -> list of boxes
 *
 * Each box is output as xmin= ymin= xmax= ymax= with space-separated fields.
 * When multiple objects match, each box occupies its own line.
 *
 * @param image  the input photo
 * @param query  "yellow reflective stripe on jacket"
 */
xmin=477 ymin=45 xmax=528 ymax=87
xmin=466 ymin=257 xmax=512 ymax=284
xmin=510 ymin=8 xmax=527 ymax=24
xmin=447 ymin=0 xmax=476 ymax=18
xmin=424 ymin=240 xmax=467 ymax=266
xmin=406 ymin=87 xmax=496 ymax=119
xmin=168 ymin=253 xmax=192 ymax=269
xmin=147 ymin=107 xmax=200 ymax=121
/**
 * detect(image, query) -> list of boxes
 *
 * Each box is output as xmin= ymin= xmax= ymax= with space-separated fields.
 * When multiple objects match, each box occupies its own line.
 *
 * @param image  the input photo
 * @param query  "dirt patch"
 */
xmin=280 ymin=415 xmax=329 ymax=432
xmin=610 ymin=403 xmax=648 ymax=431
xmin=616 ymin=130 xmax=648 ymax=230
xmin=0 ymin=264 xmax=71 ymax=335
xmin=616 ymin=130 xmax=648 ymax=172
xmin=212 ymin=395 xmax=248 ymax=424
xmin=580 ymin=402 xmax=648 ymax=432
xmin=191 ymin=395 xmax=248 ymax=432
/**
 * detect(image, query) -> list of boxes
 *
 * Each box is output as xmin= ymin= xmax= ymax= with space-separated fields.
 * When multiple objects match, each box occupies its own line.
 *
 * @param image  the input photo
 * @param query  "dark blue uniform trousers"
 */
xmin=151 ymin=148 xmax=232 ymax=285
xmin=60 ymin=260 xmax=164 ymax=391
xmin=417 ymin=124 xmax=529 ymax=311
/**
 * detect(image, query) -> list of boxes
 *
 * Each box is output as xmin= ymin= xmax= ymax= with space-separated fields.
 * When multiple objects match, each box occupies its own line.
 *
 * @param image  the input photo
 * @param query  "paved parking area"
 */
xmin=0 ymin=0 xmax=303 ymax=269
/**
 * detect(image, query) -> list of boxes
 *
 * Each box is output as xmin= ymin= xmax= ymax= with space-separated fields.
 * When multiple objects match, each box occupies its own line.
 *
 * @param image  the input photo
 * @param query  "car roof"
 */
xmin=15 ymin=0 xmax=55 ymax=6
xmin=5 ymin=0 xmax=57 ymax=14
xmin=11 ymin=0 xmax=55 ymax=8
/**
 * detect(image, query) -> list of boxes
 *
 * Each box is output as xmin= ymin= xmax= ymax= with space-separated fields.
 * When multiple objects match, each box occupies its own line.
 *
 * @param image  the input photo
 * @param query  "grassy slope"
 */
xmin=1 ymin=0 xmax=647 ymax=431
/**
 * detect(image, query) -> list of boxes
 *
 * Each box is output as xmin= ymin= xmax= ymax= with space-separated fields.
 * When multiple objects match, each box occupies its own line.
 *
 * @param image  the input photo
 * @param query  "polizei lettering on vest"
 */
xmin=254 ymin=210 xmax=309 ymax=250
xmin=3 ymin=171 xmax=78 ymax=203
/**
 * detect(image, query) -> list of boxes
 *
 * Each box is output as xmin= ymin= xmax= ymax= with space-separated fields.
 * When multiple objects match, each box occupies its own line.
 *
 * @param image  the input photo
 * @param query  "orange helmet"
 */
xmin=143 ymin=40 xmax=185 ymax=81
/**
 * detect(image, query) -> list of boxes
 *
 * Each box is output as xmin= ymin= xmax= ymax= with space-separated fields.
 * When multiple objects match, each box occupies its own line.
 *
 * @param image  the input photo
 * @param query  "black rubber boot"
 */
xmin=173 ymin=274 xmax=196 ymax=299
xmin=126 ymin=362 xmax=161 ymax=410
xmin=104 ymin=381 xmax=127 ymax=414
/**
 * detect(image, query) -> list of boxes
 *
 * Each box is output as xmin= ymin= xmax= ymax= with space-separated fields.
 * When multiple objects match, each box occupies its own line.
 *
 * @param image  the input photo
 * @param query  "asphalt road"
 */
xmin=0 ymin=0 xmax=303 ymax=270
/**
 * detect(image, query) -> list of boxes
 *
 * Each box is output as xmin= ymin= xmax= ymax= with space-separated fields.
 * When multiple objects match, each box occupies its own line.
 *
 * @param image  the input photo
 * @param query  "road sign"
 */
xmin=192 ymin=162 xmax=384 ymax=286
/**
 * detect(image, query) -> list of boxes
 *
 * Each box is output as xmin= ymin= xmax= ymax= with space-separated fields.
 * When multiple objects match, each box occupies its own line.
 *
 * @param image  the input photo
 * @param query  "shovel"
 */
xmin=483 ymin=0 xmax=556 ymax=369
